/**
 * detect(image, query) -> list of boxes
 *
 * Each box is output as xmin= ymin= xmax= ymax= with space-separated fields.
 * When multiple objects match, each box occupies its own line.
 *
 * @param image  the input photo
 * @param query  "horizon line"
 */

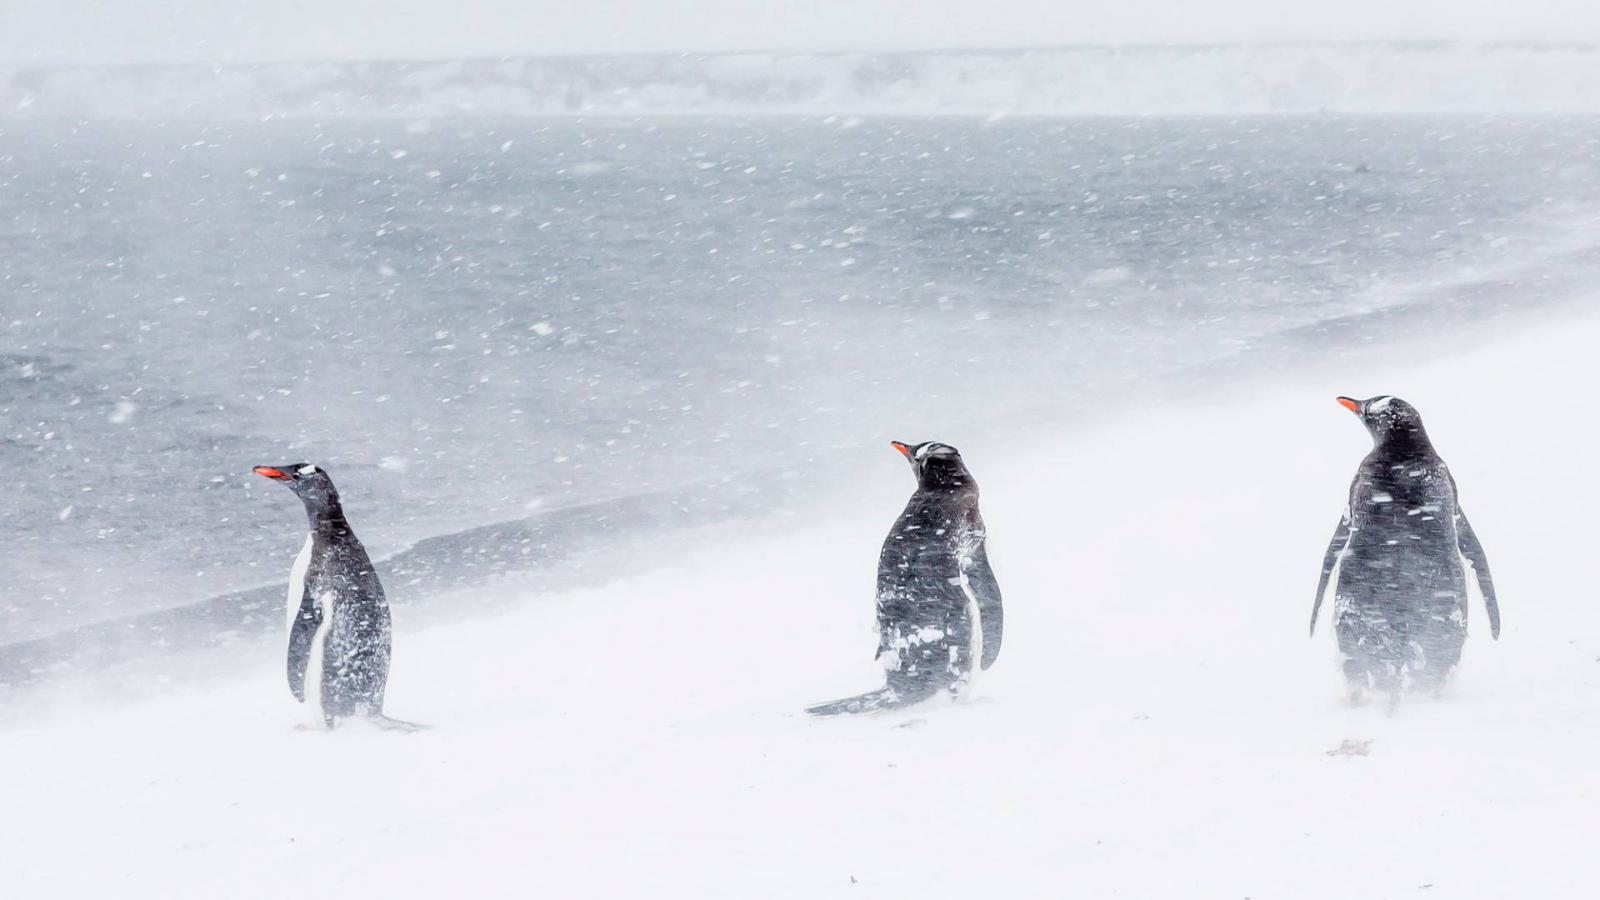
xmin=8 ymin=38 xmax=1599 ymax=74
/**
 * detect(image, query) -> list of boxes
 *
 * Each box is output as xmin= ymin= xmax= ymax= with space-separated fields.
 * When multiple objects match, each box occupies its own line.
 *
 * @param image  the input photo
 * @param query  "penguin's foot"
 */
xmin=1414 ymin=667 xmax=1457 ymax=700
xmin=1345 ymin=684 xmax=1367 ymax=707
xmin=1385 ymin=689 xmax=1403 ymax=716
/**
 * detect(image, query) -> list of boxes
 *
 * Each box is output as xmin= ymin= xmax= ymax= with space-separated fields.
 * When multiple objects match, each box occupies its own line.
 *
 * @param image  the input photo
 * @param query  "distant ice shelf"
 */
xmin=8 ymin=42 xmax=1600 ymax=119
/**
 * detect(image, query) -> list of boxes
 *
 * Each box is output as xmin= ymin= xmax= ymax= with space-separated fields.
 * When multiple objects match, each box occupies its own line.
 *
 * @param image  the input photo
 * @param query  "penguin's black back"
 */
xmin=874 ymin=451 xmax=997 ymax=686
xmin=267 ymin=465 xmax=393 ymax=723
xmin=1321 ymin=398 xmax=1481 ymax=691
xmin=1342 ymin=442 xmax=1465 ymax=606
xmin=878 ymin=488 xmax=983 ymax=608
xmin=807 ymin=441 xmax=1004 ymax=716
xmin=305 ymin=522 xmax=392 ymax=717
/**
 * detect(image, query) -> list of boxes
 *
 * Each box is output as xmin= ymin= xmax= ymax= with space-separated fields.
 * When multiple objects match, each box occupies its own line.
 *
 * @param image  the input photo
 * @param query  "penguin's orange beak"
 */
xmin=1336 ymin=397 xmax=1363 ymax=414
xmin=890 ymin=441 xmax=913 ymax=459
xmin=253 ymin=466 xmax=292 ymax=480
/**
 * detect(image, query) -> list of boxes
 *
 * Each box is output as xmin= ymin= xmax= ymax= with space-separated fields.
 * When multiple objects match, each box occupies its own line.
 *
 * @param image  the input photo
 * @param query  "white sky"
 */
xmin=5 ymin=0 xmax=1600 ymax=66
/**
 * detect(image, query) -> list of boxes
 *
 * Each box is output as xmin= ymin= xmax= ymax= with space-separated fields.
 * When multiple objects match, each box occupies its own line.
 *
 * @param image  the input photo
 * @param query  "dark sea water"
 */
xmin=5 ymin=115 xmax=1600 ymax=649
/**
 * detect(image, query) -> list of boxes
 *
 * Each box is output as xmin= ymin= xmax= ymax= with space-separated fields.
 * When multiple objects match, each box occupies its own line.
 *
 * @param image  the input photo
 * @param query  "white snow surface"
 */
xmin=8 ymin=307 xmax=1600 ymax=897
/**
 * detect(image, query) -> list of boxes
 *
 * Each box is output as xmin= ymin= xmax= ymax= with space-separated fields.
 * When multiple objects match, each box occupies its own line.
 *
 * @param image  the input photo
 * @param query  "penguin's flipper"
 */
xmin=1456 ymin=507 xmax=1500 ymax=640
xmin=968 ymin=542 xmax=1004 ymax=670
xmin=1311 ymin=501 xmax=1354 ymax=637
xmin=286 ymin=601 xmax=321 ymax=702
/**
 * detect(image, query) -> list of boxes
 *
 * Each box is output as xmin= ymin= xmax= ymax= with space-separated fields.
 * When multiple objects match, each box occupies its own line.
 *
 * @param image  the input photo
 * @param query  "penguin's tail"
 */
xmin=368 ymin=714 xmax=431 ymax=733
xmin=805 ymin=682 xmax=938 ymax=716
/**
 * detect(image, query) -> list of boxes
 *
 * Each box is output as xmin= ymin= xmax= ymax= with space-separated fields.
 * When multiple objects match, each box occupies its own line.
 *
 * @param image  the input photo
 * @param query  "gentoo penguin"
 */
xmin=807 ymin=441 xmax=1003 ymax=715
xmin=255 ymin=463 xmax=394 ymax=728
xmin=1310 ymin=396 xmax=1500 ymax=702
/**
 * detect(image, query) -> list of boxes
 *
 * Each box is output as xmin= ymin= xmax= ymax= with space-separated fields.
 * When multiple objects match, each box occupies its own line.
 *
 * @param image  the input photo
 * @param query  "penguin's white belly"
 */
xmin=286 ymin=534 xmax=335 ymax=725
xmin=957 ymin=553 xmax=982 ymax=688
xmin=1323 ymin=536 xmax=1354 ymax=626
xmin=285 ymin=536 xmax=313 ymax=632
xmin=964 ymin=592 xmax=982 ymax=685
xmin=303 ymin=592 xmax=336 ymax=725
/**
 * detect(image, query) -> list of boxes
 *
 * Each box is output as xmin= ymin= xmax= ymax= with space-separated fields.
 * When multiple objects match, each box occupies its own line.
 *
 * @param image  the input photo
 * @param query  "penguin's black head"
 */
xmin=253 ymin=463 xmax=340 ymax=507
xmin=1336 ymin=395 xmax=1430 ymax=446
xmin=890 ymin=440 xmax=975 ymax=490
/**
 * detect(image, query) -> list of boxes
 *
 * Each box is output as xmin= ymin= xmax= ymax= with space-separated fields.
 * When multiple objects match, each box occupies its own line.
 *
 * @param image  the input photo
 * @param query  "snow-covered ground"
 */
xmin=8 ymin=304 xmax=1600 ymax=898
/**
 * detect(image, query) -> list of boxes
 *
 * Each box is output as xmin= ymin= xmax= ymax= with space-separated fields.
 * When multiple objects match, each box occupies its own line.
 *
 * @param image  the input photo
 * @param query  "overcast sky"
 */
xmin=5 ymin=0 xmax=1600 ymax=66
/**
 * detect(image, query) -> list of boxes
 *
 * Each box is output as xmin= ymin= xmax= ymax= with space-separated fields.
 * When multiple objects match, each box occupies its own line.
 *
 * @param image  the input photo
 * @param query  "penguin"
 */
xmin=255 ymin=463 xmax=396 ymax=728
xmin=807 ymin=441 xmax=1003 ymax=715
xmin=1309 ymin=396 xmax=1500 ymax=702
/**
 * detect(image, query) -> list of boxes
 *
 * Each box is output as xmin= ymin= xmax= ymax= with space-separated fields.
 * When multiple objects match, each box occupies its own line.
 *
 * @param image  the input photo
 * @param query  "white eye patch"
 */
xmin=297 ymin=465 xmax=318 ymax=475
xmin=1368 ymin=396 xmax=1395 ymax=413
xmin=918 ymin=443 xmax=955 ymax=459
